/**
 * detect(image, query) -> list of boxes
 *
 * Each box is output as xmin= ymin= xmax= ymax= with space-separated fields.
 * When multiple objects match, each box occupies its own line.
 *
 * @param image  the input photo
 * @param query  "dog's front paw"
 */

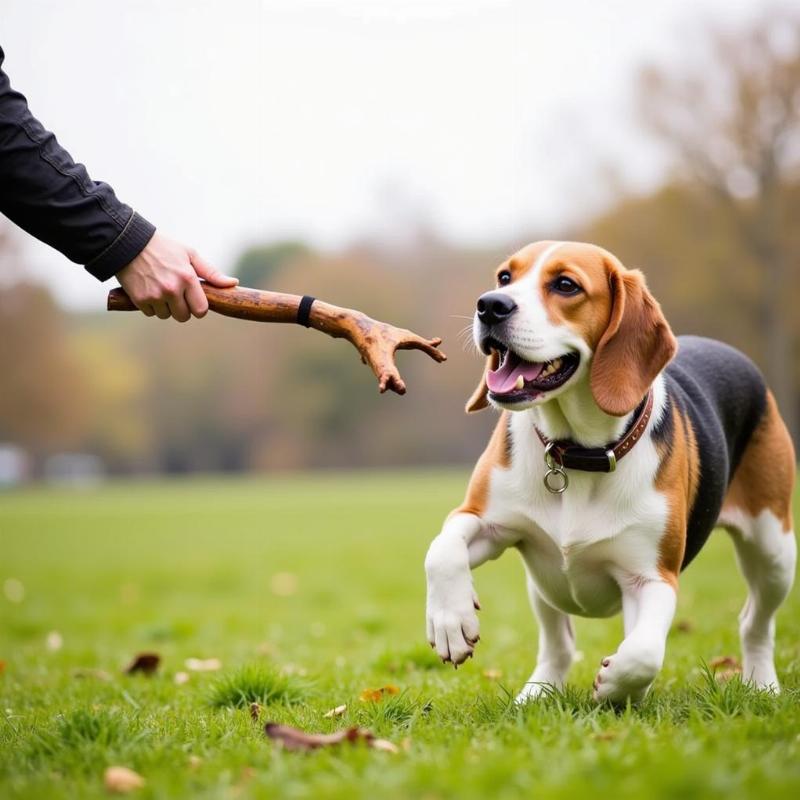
xmin=515 ymin=681 xmax=556 ymax=704
xmin=592 ymin=651 xmax=658 ymax=705
xmin=426 ymin=587 xmax=480 ymax=666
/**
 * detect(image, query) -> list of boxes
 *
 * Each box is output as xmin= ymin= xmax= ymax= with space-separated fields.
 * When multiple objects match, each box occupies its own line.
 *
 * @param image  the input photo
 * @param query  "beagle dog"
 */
xmin=425 ymin=241 xmax=796 ymax=703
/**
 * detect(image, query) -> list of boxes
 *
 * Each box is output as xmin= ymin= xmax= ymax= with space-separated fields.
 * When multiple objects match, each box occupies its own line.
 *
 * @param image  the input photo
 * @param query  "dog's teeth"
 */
xmin=553 ymin=358 xmax=562 ymax=370
xmin=515 ymin=375 xmax=525 ymax=391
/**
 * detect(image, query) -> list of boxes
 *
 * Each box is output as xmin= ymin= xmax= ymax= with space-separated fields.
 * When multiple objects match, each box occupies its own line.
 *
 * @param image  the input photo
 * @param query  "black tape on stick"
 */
xmin=297 ymin=295 xmax=315 ymax=327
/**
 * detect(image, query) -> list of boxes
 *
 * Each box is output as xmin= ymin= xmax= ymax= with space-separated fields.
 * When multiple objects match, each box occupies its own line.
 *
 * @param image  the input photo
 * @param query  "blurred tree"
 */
xmin=67 ymin=321 xmax=153 ymax=470
xmin=637 ymin=8 xmax=800 ymax=437
xmin=232 ymin=241 xmax=310 ymax=288
xmin=0 ymin=282 xmax=89 ymax=455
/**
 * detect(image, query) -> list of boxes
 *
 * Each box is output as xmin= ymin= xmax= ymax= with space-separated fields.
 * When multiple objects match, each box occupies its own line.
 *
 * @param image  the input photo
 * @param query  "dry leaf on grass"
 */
xmin=323 ymin=704 xmax=347 ymax=718
xmin=675 ymin=619 xmax=694 ymax=633
xmin=358 ymin=685 xmax=400 ymax=702
xmin=185 ymin=657 xmax=222 ymax=672
xmin=249 ymin=702 xmax=261 ymax=721
xmin=709 ymin=655 xmax=742 ymax=683
xmin=103 ymin=766 xmax=145 ymax=793
xmin=709 ymin=655 xmax=742 ymax=671
xmin=370 ymin=737 xmax=400 ymax=754
xmin=265 ymin=722 xmax=398 ymax=753
xmin=123 ymin=653 xmax=160 ymax=676
xmin=0 ymin=660 xmax=6 ymax=674
xmin=482 ymin=668 xmax=503 ymax=681
xmin=187 ymin=755 xmax=203 ymax=770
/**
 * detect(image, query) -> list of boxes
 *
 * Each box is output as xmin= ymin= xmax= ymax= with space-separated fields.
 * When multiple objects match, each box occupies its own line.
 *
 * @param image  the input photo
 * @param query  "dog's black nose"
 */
xmin=476 ymin=292 xmax=517 ymax=326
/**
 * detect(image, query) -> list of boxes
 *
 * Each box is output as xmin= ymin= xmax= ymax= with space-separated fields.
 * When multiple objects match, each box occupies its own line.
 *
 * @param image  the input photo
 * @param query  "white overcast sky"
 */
xmin=1 ymin=0 xmax=765 ymax=308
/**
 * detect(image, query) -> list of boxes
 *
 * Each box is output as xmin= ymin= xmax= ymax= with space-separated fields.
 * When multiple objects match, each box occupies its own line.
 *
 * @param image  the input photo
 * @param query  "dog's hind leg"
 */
xmin=516 ymin=574 xmax=576 ymax=703
xmin=723 ymin=513 xmax=796 ymax=691
xmin=720 ymin=392 xmax=796 ymax=692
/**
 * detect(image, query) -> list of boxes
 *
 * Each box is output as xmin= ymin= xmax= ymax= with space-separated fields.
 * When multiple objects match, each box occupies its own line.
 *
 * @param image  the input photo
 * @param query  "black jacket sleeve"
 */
xmin=0 ymin=45 xmax=155 ymax=281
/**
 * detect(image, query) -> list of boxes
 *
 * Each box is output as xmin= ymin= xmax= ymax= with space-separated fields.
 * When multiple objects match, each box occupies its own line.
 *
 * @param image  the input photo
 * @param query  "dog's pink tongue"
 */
xmin=487 ymin=352 xmax=544 ymax=394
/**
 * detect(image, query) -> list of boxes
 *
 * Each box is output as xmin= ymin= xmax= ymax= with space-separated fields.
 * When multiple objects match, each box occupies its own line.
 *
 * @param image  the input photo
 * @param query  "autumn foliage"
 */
xmin=1 ymin=10 xmax=798 ymax=473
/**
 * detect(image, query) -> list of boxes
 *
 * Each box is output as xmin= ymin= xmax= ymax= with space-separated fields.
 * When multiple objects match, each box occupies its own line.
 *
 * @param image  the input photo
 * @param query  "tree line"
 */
xmin=1 ymin=9 xmax=797 ymax=474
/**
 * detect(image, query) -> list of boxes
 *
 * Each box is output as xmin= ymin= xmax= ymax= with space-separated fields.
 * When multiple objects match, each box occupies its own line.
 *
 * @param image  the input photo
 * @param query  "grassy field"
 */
xmin=1 ymin=470 xmax=799 ymax=799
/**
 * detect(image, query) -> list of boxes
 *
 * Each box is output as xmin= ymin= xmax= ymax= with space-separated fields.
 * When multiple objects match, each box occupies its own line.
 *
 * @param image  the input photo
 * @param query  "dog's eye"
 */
xmin=551 ymin=276 xmax=581 ymax=295
xmin=497 ymin=270 xmax=512 ymax=286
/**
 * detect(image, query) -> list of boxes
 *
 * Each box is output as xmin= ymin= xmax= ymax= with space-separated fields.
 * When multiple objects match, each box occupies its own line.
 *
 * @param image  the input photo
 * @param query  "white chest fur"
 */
xmin=481 ymin=399 xmax=670 ymax=617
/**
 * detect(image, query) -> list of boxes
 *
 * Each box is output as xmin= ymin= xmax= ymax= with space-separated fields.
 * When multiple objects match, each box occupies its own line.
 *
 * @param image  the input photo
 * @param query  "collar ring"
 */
xmin=543 ymin=442 xmax=569 ymax=494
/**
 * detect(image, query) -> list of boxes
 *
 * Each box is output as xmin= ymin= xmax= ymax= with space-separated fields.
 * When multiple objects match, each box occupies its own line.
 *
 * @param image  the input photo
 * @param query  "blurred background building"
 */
xmin=1 ymin=0 xmax=798 ymax=478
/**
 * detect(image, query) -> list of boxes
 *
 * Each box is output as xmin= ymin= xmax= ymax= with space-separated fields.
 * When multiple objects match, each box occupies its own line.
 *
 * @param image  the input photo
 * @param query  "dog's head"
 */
xmin=467 ymin=241 xmax=677 ymax=416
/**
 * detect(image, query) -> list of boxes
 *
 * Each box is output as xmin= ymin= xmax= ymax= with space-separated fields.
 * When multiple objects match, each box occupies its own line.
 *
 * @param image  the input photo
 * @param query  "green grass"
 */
xmin=207 ymin=663 xmax=308 ymax=709
xmin=1 ymin=470 xmax=799 ymax=799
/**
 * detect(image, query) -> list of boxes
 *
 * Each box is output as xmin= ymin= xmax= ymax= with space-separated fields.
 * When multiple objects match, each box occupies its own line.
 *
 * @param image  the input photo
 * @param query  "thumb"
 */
xmin=189 ymin=250 xmax=239 ymax=287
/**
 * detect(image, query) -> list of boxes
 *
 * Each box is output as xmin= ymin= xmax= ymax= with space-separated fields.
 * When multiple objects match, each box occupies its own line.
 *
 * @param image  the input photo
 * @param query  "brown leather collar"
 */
xmin=535 ymin=389 xmax=654 ymax=473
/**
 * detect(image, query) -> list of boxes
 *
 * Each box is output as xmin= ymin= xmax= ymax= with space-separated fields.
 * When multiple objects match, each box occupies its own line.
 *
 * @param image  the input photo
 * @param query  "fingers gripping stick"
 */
xmin=107 ymin=282 xmax=446 ymax=395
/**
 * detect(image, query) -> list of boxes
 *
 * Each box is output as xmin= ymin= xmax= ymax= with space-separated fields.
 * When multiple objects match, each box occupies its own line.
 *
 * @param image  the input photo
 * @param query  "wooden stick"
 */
xmin=107 ymin=283 xmax=446 ymax=395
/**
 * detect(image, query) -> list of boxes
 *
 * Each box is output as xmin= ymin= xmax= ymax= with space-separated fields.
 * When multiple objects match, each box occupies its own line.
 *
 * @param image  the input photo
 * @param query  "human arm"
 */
xmin=0 ymin=44 xmax=154 ymax=280
xmin=0 ymin=44 xmax=236 ymax=319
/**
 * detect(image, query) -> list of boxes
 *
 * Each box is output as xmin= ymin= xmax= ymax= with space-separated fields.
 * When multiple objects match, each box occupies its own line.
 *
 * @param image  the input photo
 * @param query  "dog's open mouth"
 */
xmin=483 ymin=338 xmax=579 ymax=401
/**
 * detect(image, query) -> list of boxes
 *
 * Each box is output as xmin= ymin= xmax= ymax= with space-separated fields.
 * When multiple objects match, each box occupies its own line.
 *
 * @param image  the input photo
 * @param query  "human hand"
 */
xmin=115 ymin=232 xmax=238 ymax=321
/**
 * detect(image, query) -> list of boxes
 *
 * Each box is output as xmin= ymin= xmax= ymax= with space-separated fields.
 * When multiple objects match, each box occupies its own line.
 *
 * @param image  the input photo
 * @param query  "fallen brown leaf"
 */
xmin=265 ymin=722 xmax=398 ymax=754
xmin=709 ymin=655 xmax=742 ymax=672
xmin=370 ymin=737 xmax=400 ymax=754
xmin=123 ymin=653 xmax=160 ymax=676
xmin=482 ymin=668 xmax=503 ymax=681
xmin=265 ymin=723 xmax=361 ymax=751
xmin=0 ymin=660 xmax=6 ymax=674
xmin=358 ymin=685 xmax=400 ymax=702
xmin=103 ymin=766 xmax=145 ymax=793
xmin=675 ymin=619 xmax=694 ymax=633
xmin=323 ymin=704 xmax=347 ymax=718
xmin=249 ymin=702 xmax=261 ymax=721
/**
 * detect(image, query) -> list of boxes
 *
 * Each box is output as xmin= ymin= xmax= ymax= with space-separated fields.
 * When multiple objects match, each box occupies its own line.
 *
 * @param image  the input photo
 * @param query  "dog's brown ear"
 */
xmin=590 ymin=266 xmax=677 ymax=416
xmin=465 ymin=350 xmax=500 ymax=413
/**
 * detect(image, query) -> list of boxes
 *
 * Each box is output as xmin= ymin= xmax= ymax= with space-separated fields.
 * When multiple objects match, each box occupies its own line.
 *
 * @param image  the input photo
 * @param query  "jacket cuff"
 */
xmin=84 ymin=211 xmax=156 ymax=282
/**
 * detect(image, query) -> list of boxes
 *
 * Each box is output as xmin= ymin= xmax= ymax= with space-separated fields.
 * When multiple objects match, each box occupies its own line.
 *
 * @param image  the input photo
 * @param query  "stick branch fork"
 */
xmin=107 ymin=283 xmax=446 ymax=395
